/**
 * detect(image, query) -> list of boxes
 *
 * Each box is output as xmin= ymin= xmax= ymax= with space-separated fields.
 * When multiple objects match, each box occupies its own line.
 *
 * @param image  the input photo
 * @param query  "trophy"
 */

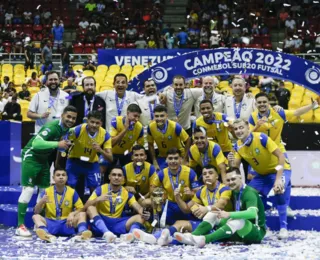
xmin=151 ymin=187 xmax=166 ymax=232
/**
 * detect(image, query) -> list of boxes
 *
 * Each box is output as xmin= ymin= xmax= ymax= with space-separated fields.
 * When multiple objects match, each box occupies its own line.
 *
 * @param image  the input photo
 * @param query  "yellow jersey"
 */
xmin=151 ymin=165 xmax=198 ymax=202
xmin=234 ymin=132 xmax=291 ymax=175
xmin=123 ymin=162 xmax=156 ymax=195
xmin=110 ymin=116 xmax=144 ymax=155
xmin=248 ymin=109 xmax=296 ymax=153
xmin=88 ymin=184 xmax=137 ymax=218
xmin=192 ymin=182 xmax=233 ymax=211
xmin=41 ymin=185 xmax=83 ymax=220
xmin=147 ymin=120 xmax=189 ymax=157
xmin=188 ymin=141 xmax=226 ymax=173
xmin=68 ymin=124 xmax=111 ymax=163
xmin=195 ymin=113 xmax=232 ymax=153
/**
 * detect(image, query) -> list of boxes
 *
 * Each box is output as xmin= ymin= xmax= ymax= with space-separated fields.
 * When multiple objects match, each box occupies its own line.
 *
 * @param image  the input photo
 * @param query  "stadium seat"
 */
xmin=33 ymin=25 xmax=43 ymax=32
xmin=19 ymin=100 xmax=30 ymax=107
xmin=95 ymin=43 xmax=103 ymax=49
xmin=262 ymin=43 xmax=272 ymax=50
xmin=121 ymin=64 xmax=132 ymax=71
xmin=250 ymin=43 xmax=262 ymax=49
xmin=83 ymin=70 xmax=94 ymax=76
xmin=231 ymin=43 xmax=241 ymax=48
xmin=13 ymin=76 xmax=26 ymax=86
xmin=200 ymin=43 xmax=209 ymax=49
xmin=73 ymin=44 xmax=84 ymax=54
xmin=84 ymin=43 xmax=94 ymax=53
xmin=299 ymin=111 xmax=314 ymax=123
xmin=26 ymin=69 xmax=38 ymax=78
xmin=29 ymin=87 xmax=39 ymax=95
xmin=23 ymin=24 xmax=33 ymax=35
xmin=96 ymin=34 xmax=107 ymax=43
xmin=314 ymin=109 xmax=320 ymax=123
xmin=116 ymin=43 xmax=126 ymax=49
xmin=109 ymin=65 xmax=121 ymax=73
xmin=126 ymin=43 xmax=136 ymax=48
xmin=293 ymin=85 xmax=305 ymax=95
xmin=133 ymin=65 xmax=145 ymax=72
xmin=15 ymin=87 xmax=22 ymax=93
xmin=284 ymin=81 xmax=293 ymax=91
xmin=304 ymin=90 xmax=318 ymax=100
xmin=73 ymin=65 xmax=84 ymax=71
xmin=109 ymin=33 xmax=118 ymax=40
xmin=2 ymin=64 xmax=13 ymax=73
xmin=288 ymin=98 xmax=301 ymax=110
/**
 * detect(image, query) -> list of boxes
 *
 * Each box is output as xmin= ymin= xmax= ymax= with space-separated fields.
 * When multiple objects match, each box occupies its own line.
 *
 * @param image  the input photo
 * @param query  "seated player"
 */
xmin=123 ymin=145 xmax=156 ymax=208
xmin=174 ymin=167 xmax=266 ymax=247
xmin=33 ymin=168 xmax=92 ymax=242
xmin=148 ymin=105 xmax=191 ymax=171
xmin=189 ymin=127 xmax=227 ymax=183
xmin=229 ymin=119 xmax=291 ymax=240
xmin=85 ymin=166 xmax=150 ymax=243
xmin=195 ymin=99 xmax=234 ymax=157
xmin=133 ymin=148 xmax=199 ymax=245
xmin=65 ymin=110 xmax=113 ymax=197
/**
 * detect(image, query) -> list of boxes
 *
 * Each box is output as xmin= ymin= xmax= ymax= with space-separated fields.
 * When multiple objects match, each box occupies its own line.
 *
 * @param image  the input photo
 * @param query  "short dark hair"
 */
xmin=87 ymin=110 xmax=103 ymax=121
xmin=199 ymin=99 xmax=213 ymax=108
xmin=113 ymin=73 xmax=128 ymax=84
xmin=203 ymin=165 xmax=218 ymax=173
xmin=194 ymin=126 xmax=207 ymax=135
xmin=82 ymin=76 xmax=96 ymax=87
xmin=167 ymin=147 xmax=182 ymax=157
xmin=109 ymin=166 xmax=124 ymax=175
xmin=46 ymin=71 xmax=59 ymax=79
xmin=53 ymin=167 xmax=67 ymax=175
xmin=154 ymin=105 xmax=167 ymax=114
xmin=132 ymin=144 xmax=146 ymax=153
xmin=226 ymin=167 xmax=241 ymax=175
xmin=63 ymin=105 xmax=77 ymax=114
xmin=173 ymin=75 xmax=186 ymax=84
xmin=255 ymin=92 xmax=269 ymax=100
xmin=4 ymin=76 xmax=10 ymax=81
xmin=144 ymin=78 xmax=155 ymax=87
xmin=127 ymin=103 xmax=142 ymax=114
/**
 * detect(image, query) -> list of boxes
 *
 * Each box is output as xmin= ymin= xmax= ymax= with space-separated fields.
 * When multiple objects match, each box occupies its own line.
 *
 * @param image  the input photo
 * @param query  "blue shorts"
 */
xmin=249 ymin=170 xmax=292 ymax=197
xmin=157 ymin=157 xmax=168 ymax=170
xmin=190 ymin=220 xmax=201 ymax=231
xmin=66 ymin=159 xmax=101 ymax=188
xmin=45 ymin=218 xmax=76 ymax=236
xmin=91 ymin=215 xmax=130 ymax=237
xmin=164 ymin=201 xmax=197 ymax=226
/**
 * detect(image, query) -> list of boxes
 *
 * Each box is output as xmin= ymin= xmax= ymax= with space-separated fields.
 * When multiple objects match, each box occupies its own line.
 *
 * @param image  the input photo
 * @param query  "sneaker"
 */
xmin=174 ymin=232 xmax=194 ymax=245
xmin=120 ymin=233 xmax=135 ymax=243
xmin=35 ymin=229 xmax=56 ymax=243
xmin=102 ymin=231 xmax=116 ymax=243
xmin=287 ymin=206 xmax=295 ymax=218
xmin=15 ymin=224 xmax=32 ymax=237
xmin=80 ymin=230 xmax=92 ymax=240
xmin=157 ymin=229 xmax=171 ymax=246
xmin=278 ymin=228 xmax=288 ymax=240
xmin=190 ymin=235 xmax=206 ymax=248
xmin=132 ymin=229 xmax=157 ymax=244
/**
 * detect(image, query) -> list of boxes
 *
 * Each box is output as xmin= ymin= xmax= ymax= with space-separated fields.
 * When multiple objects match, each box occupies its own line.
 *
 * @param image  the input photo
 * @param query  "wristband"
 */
xmin=206 ymin=206 xmax=211 ymax=212
xmin=275 ymin=165 xmax=283 ymax=171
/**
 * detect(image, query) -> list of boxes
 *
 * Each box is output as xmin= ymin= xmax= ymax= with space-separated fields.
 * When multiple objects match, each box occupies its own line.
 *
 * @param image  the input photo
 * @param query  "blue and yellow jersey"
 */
xmin=68 ymin=124 xmax=111 ymax=163
xmin=195 ymin=113 xmax=232 ymax=153
xmin=234 ymin=132 xmax=291 ymax=175
xmin=41 ymin=185 xmax=83 ymax=220
xmin=151 ymin=165 xmax=198 ymax=202
xmin=110 ymin=116 xmax=144 ymax=155
xmin=248 ymin=109 xmax=296 ymax=153
xmin=192 ymin=183 xmax=233 ymax=212
xmin=147 ymin=120 xmax=189 ymax=157
xmin=188 ymin=141 xmax=226 ymax=172
xmin=88 ymin=184 xmax=137 ymax=218
xmin=123 ymin=162 xmax=156 ymax=195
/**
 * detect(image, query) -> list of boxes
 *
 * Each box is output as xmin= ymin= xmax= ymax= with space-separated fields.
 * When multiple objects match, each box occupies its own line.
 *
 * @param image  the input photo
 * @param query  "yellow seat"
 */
xmin=219 ymin=81 xmax=230 ymax=89
xmin=121 ymin=64 xmax=132 ymax=71
xmin=284 ymin=81 xmax=293 ymax=91
xmin=314 ymin=110 xmax=320 ymax=123
xmin=133 ymin=65 xmax=144 ymax=71
xmin=62 ymin=81 xmax=68 ymax=88
xmin=299 ymin=111 xmax=314 ymax=123
xmin=99 ymin=86 xmax=114 ymax=92
xmin=15 ymin=87 xmax=22 ymax=93
xmin=14 ymin=64 xmax=25 ymax=72
xmin=27 ymin=69 xmax=38 ymax=78
xmin=108 ymin=64 xmax=120 ymax=73
xmin=73 ymin=65 xmax=84 ymax=71
xmin=288 ymin=99 xmax=301 ymax=110
xmin=94 ymin=70 xmax=106 ymax=78
xmin=304 ymin=90 xmax=318 ymax=100
xmin=96 ymin=65 xmax=108 ymax=72
xmin=293 ymin=84 xmax=305 ymax=94
xmin=21 ymin=107 xmax=32 ymax=122
xmin=2 ymin=64 xmax=13 ymax=73
xmin=290 ymin=92 xmax=303 ymax=102
xmin=300 ymin=97 xmax=310 ymax=106
xmin=132 ymin=68 xmax=144 ymax=74
xmin=13 ymin=76 xmax=26 ymax=86
xmin=83 ymin=70 xmax=94 ymax=76
xmin=29 ymin=87 xmax=40 ymax=95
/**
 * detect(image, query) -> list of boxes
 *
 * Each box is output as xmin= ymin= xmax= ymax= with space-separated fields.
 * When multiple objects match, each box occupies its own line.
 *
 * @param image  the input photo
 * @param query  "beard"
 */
xmin=84 ymin=90 xmax=95 ymax=99
xmin=48 ymin=83 xmax=59 ymax=91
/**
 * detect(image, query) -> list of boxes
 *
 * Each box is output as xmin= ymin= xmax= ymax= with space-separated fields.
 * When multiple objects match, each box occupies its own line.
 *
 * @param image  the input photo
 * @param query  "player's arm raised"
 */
xmin=293 ymin=98 xmax=318 ymax=117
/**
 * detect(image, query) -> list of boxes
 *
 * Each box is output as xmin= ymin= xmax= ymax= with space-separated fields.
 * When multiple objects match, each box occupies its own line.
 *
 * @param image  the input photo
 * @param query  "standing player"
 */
xmin=123 ymin=145 xmax=156 ymax=207
xmin=174 ymin=167 xmax=266 ymax=248
xmin=189 ymin=127 xmax=227 ymax=183
xmin=229 ymin=119 xmax=291 ymax=240
xmin=85 ymin=166 xmax=150 ymax=243
xmin=147 ymin=105 xmax=191 ymax=171
xmin=196 ymin=99 xmax=233 ymax=157
xmin=16 ymin=105 xmax=77 ymax=237
xmin=33 ymin=168 xmax=92 ymax=242
xmin=64 ymin=110 xmax=113 ymax=199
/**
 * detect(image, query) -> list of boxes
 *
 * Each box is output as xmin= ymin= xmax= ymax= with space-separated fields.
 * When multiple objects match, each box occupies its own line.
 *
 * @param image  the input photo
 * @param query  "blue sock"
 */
xmin=93 ymin=215 xmax=109 ymax=234
xmin=129 ymin=222 xmax=144 ymax=233
xmin=285 ymin=182 xmax=292 ymax=207
xmin=153 ymin=230 xmax=162 ymax=240
xmin=277 ymin=204 xmax=288 ymax=229
xmin=39 ymin=225 xmax=49 ymax=233
xmin=77 ymin=222 xmax=87 ymax=233
xmin=168 ymin=226 xmax=177 ymax=236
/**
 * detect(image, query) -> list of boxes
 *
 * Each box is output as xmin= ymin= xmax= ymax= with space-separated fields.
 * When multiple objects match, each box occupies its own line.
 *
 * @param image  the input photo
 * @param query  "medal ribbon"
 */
xmin=233 ymin=97 xmax=243 ymax=119
xmin=54 ymin=186 xmax=67 ymax=219
xmin=206 ymin=181 xmax=220 ymax=205
xmin=108 ymin=185 xmax=122 ymax=215
xmin=173 ymin=92 xmax=184 ymax=117
xmin=168 ymin=167 xmax=181 ymax=192
xmin=115 ymin=92 xmax=126 ymax=116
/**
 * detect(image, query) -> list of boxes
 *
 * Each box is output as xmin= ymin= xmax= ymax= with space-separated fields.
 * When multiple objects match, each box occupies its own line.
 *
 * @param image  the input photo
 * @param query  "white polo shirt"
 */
xmin=97 ymin=90 xmax=143 ymax=131
xmin=194 ymin=92 xmax=226 ymax=118
xmin=29 ymin=87 xmax=69 ymax=133
xmin=224 ymin=94 xmax=256 ymax=121
xmin=163 ymin=88 xmax=202 ymax=130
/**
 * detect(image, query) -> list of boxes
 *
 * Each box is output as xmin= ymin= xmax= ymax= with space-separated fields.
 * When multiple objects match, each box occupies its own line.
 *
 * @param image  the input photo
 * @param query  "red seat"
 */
xmin=109 ymin=33 xmax=118 ymax=40
xmin=84 ymin=43 xmax=94 ymax=53
xmin=96 ymin=34 xmax=107 ymax=43
xmin=33 ymin=25 xmax=43 ymax=32
xmin=261 ymin=35 xmax=271 ymax=45
xmin=3 ymin=42 xmax=12 ymax=53
xmin=126 ymin=43 xmax=135 ymax=48
xmin=250 ymin=43 xmax=262 ymax=49
xmin=263 ymin=43 xmax=273 ymax=50
xmin=200 ymin=43 xmax=209 ymax=49
xmin=231 ymin=43 xmax=241 ymax=48
xmin=73 ymin=43 xmax=84 ymax=54
xmin=4 ymin=24 xmax=12 ymax=30
xmin=63 ymin=16 xmax=71 ymax=28
xmin=116 ymin=43 xmax=126 ymax=49
xmin=23 ymin=24 xmax=33 ymax=35
xmin=252 ymin=34 xmax=262 ymax=44
xmin=264 ymin=17 xmax=277 ymax=29
xmin=95 ymin=43 xmax=103 ymax=49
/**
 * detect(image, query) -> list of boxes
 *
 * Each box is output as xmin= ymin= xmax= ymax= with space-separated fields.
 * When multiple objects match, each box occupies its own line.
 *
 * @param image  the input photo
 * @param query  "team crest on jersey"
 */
xmin=142 ymin=176 xmax=146 ymax=181
xmin=116 ymin=197 xmax=122 ymax=204
xmin=255 ymin=148 xmax=260 ymax=155
xmin=168 ymin=135 xmax=172 ymax=140
xmin=64 ymin=200 xmax=69 ymax=206
xmin=242 ymin=103 xmax=247 ymax=111
xmin=41 ymin=130 xmax=48 ymax=136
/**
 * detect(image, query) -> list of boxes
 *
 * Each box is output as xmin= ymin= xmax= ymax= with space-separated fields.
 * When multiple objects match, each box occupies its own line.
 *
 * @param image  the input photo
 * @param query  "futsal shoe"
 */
xmin=278 ymin=228 xmax=288 ymax=240
xmin=157 ymin=229 xmax=172 ymax=246
xmin=133 ymin=229 xmax=157 ymax=244
xmin=287 ymin=206 xmax=295 ymax=218
xmin=174 ymin=232 xmax=194 ymax=245
xmin=75 ymin=230 xmax=92 ymax=241
xmin=120 ymin=233 xmax=135 ymax=243
xmin=190 ymin=235 xmax=206 ymax=248
xmin=102 ymin=231 xmax=117 ymax=243
xmin=15 ymin=224 xmax=32 ymax=237
xmin=36 ymin=229 xmax=56 ymax=243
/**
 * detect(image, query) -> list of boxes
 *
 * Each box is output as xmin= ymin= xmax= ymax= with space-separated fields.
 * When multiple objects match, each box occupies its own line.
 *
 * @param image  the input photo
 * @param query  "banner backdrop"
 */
xmin=128 ymin=48 xmax=320 ymax=94
xmin=98 ymin=49 xmax=195 ymax=66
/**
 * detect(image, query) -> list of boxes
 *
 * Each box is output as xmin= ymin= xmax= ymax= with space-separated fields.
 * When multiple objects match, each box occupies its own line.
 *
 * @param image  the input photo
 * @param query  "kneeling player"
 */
xmin=33 ymin=168 xmax=92 ymax=242
xmin=85 ymin=166 xmax=150 ymax=243
xmin=174 ymin=167 xmax=266 ymax=247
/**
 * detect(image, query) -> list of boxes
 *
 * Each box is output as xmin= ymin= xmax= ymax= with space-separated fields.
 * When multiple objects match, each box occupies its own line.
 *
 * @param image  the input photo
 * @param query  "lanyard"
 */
xmin=236 ymin=133 xmax=253 ymax=150
xmin=115 ymin=92 xmax=126 ymax=116
xmin=173 ymin=91 xmax=184 ymax=117
xmin=235 ymin=185 xmax=245 ymax=211
xmin=48 ymin=90 xmax=60 ymax=110
xmin=206 ymin=182 xmax=220 ymax=205
xmin=108 ymin=185 xmax=122 ymax=215
xmin=233 ymin=97 xmax=243 ymax=119
xmin=168 ymin=167 xmax=181 ymax=192
xmin=54 ymin=186 xmax=67 ymax=219
xmin=200 ymin=144 xmax=209 ymax=167
xmin=157 ymin=120 xmax=168 ymax=135
xmin=84 ymin=96 xmax=95 ymax=117
xmin=148 ymin=100 xmax=157 ymax=120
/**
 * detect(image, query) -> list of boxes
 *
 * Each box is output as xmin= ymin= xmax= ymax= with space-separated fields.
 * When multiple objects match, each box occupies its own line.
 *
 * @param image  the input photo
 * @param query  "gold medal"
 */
xmin=61 ymin=152 xmax=67 ymax=157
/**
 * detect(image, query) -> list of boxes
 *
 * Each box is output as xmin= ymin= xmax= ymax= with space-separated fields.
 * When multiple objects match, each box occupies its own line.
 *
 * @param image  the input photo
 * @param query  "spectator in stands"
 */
xmin=164 ymin=29 xmax=175 ymax=49
xmin=18 ymin=84 xmax=31 ymax=101
xmin=188 ymin=10 xmax=198 ymax=27
xmin=12 ymin=9 xmax=22 ymax=24
xmin=218 ymin=1 xmax=228 ymax=15
xmin=61 ymin=43 xmax=72 ymax=73
xmin=230 ymin=26 xmax=241 ymax=44
xmin=103 ymin=35 xmax=115 ymax=49
xmin=293 ymin=36 xmax=303 ymax=54
xmin=75 ymin=70 xmax=85 ymax=86
xmin=1 ymin=76 xmax=10 ymax=91
xmin=90 ymin=18 xmax=100 ymax=30
xmin=83 ymin=56 xmax=96 ymax=72
xmin=85 ymin=0 xmax=97 ymax=16
xmin=209 ymin=16 xmax=218 ymax=31
xmin=63 ymin=77 xmax=78 ymax=94
xmin=199 ymin=25 xmax=209 ymax=45
xmin=0 ymin=95 xmax=4 ymax=114
xmin=251 ymin=20 xmax=260 ymax=35
xmin=240 ymin=31 xmax=252 ymax=46
xmin=260 ymin=22 xmax=269 ymax=35
xmin=64 ymin=66 xmax=77 ymax=80
xmin=147 ymin=35 xmax=157 ymax=49
xmin=275 ymin=81 xmax=290 ymax=109
xmin=200 ymin=10 xmax=211 ymax=24
xmin=1 ymin=92 xmax=10 ymax=107
xmin=283 ymin=35 xmax=294 ymax=53
xmin=248 ymin=75 xmax=259 ymax=87
xmin=41 ymin=9 xmax=52 ymax=25
xmin=220 ymin=28 xmax=230 ymax=47
xmin=285 ymin=16 xmax=296 ymax=34
xmin=11 ymin=31 xmax=23 ymax=60
xmin=27 ymin=72 xmax=41 ymax=88
xmin=315 ymin=34 xmax=320 ymax=53
xmin=209 ymin=30 xmax=221 ymax=48
xmin=189 ymin=34 xmax=199 ymax=48
xmin=52 ymin=20 xmax=64 ymax=52
xmin=222 ymin=13 xmax=229 ymax=29
xmin=5 ymin=10 xmax=13 ymax=25
xmin=259 ymin=76 xmax=277 ymax=94
xmin=279 ymin=8 xmax=289 ymax=26
xmin=126 ymin=24 xmax=138 ymax=43
xmin=33 ymin=10 xmax=41 ymax=25
xmin=2 ymin=95 xmax=22 ymax=121
xmin=24 ymin=40 xmax=35 ymax=71
xmin=4 ymin=82 xmax=15 ymax=94
xmin=23 ymin=10 xmax=32 ymax=24
xmin=85 ymin=26 xmax=98 ymax=43
xmin=176 ymin=26 xmax=189 ymax=48
xmin=79 ymin=18 xmax=90 ymax=29
xmin=96 ymin=0 xmax=106 ymax=14
xmin=188 ymin=24 xmax=200 ymax=40
xmin=77 ymin=0 xmax=89 ymax=9
xmin=41 ymin=40 xmax=53 ymax=74
xmin=135 ymin=35 xmax=148 ymax=49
